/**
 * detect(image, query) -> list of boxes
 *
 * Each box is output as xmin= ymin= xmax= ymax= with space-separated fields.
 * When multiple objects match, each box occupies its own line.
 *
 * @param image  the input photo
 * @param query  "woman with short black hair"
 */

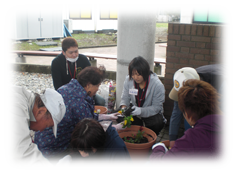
xmin=56 ymin=118 xmax=130 ymax=163
xmin=70 ymin=118 xmax=106 ymax=157
xmin=115 ymin=56 xmax=166 ymax=135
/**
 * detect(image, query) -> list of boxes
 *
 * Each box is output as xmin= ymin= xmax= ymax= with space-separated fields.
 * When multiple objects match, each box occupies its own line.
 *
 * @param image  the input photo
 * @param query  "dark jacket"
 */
xmin=51 ymin=53 xmax=91 ymax=90
xmin=71 ymin=120 xmax=134 ymax=170
xmin=101 ymin=121 xmax=130 ymax=159
xmin=150 ymin=115 xmax=233 ymax=170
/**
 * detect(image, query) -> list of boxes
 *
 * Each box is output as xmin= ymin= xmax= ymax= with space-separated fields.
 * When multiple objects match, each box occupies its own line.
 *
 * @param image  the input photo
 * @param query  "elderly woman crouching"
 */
xmin=34 ymin=67 xmax=118 ymax=161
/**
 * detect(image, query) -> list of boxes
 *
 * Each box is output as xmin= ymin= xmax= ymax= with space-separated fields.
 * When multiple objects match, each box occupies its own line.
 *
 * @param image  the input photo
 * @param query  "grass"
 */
xmin=72 ymin=33 xmax=117 ymax=47
xmin=13 ymin=33 xmax=117 ymax=51
xmin=14 ymin=41 xmax=61 ymax=51
xmin=156 ymin=23 xmax=168 ymax=28
xmin=13 ymin=23 xmax=167 ymax=51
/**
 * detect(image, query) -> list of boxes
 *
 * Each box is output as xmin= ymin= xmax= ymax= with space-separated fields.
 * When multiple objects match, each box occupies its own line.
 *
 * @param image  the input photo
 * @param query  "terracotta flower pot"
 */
xmin=118 ymin=125 xmax=157 ymax=159
xmin=94 ymin=105 xmax=108 ymax=114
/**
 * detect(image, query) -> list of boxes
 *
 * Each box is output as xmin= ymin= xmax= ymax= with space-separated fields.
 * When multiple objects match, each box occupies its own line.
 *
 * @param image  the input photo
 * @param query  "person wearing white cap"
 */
xmin=168 ymin=64 xmax=222 ymax=148
xmin=13 ymin=86 xmax=66 ymax=164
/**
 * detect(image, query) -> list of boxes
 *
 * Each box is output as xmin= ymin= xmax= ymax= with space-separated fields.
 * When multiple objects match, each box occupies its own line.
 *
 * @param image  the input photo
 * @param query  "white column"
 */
xmin=116 ymin=9 xmax=156 ymax=108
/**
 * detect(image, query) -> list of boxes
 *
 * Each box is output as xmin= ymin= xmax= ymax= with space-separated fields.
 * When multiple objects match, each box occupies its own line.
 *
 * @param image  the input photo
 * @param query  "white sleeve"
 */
xmin=13 ymin=89 xmax=50 ymax=164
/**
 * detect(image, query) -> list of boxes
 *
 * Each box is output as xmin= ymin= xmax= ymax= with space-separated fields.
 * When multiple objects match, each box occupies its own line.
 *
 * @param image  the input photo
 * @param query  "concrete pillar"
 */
xmin=116 ymin=9 xmax=156 ymax=108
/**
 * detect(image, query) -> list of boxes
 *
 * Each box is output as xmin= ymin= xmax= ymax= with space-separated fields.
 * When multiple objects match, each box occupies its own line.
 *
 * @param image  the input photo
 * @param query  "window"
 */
xmin=69 ymin=8 xmax=92 ymax=19
xmin=100 ymin=4 xmax=118 ymax=19
xmin=193 ymin=8 xmax=223 ymax=24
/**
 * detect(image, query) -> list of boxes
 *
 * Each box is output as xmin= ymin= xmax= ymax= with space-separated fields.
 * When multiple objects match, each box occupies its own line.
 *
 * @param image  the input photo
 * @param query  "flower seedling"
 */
xmin=122 ymin=115 xmax=134 ymax=128
xmin=118 ymin=108 xmax=134 ymax=128
xmin=124 ymin=126 xmax=146 ymax=144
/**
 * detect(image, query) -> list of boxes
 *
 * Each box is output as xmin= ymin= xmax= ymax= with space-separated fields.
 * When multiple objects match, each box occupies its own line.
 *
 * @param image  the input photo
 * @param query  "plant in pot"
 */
xmin=117 ymin=105 xmax=157 ymax=159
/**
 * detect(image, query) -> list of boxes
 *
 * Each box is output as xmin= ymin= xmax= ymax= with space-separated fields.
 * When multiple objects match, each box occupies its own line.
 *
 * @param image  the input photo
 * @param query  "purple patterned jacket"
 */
xmin=34 ymin=79 xmax=98 ymax=159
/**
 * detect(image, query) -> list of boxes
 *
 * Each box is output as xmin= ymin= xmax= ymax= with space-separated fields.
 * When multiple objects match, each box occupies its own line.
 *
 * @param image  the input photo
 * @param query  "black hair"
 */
xmin=128 ymin=56 xmax=152 ymax=81
xmin=70 ymin=118 xmax=106 ymax=157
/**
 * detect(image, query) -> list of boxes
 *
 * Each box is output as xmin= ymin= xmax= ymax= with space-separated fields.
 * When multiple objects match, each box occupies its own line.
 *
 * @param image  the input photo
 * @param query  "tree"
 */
xmin=165 ymin=4 xmax=181 ymax=21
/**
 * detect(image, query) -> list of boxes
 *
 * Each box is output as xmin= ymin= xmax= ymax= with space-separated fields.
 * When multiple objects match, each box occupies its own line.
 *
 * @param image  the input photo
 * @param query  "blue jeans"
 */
xmin=184 ymin=80 xmax=233 ymax=130
xmin=140 ymin=161 xmax=153 ymax=170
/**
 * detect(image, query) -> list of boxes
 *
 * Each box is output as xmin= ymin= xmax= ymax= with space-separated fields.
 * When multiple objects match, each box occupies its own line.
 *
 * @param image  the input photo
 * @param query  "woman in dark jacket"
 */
xmin=57 ymin=118 xmax=130 ymax=163
xmin=150 ymin=79 xmax=221 ymax=159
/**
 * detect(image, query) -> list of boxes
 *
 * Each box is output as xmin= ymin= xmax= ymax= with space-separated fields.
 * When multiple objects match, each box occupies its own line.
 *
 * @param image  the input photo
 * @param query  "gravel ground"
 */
xmin=13 ymin=71 xmax=54 ymax=94
xmin=12 ymin=71 xmax=54 ymax=140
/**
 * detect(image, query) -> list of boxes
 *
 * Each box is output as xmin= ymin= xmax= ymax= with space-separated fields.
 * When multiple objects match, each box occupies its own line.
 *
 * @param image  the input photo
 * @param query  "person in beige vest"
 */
xmin=4 ymin=84 xmax=66 ymax=170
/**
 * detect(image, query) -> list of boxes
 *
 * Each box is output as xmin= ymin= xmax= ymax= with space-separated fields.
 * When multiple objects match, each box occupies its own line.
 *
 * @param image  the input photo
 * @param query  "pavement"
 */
xmin=12 ymin=42 xmax=185 ymax=144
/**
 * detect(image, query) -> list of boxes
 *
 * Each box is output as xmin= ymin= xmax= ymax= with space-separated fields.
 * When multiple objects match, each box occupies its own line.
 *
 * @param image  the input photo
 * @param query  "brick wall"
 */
xmin=163 ymin=23 xmax=223 ymax=123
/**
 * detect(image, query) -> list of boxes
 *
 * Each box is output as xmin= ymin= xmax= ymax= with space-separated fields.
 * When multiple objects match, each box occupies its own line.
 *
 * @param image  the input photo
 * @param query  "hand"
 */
xmin=131 ymin=106 xmax=141 ymax=116
xmin=56 ymin=155 xmax=72 ymax=170
xmin=112 ymin=122 xmax=125 ymax=131
xmin=152 ymin=142 xmax=168 ymax=153
xmin=169 ymin=141 xmax=175 ymax=148
xmin=98 ymin=113 xmax=118 ymax=121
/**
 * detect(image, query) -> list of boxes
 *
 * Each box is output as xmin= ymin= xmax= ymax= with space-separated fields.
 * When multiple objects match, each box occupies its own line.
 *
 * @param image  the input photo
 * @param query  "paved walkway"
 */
xmin=13 ymin=43 xmax=167 ymax=76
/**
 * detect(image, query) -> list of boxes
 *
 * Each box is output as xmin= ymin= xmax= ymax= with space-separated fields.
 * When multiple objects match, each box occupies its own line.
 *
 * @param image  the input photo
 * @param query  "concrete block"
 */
xmin=15 ymin=56 xmax=26 ymax=63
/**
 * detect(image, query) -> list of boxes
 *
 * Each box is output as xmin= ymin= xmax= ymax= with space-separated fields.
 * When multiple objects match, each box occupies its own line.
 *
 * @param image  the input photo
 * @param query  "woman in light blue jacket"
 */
xmin=119 ymin=56 xmax=166 ymax=135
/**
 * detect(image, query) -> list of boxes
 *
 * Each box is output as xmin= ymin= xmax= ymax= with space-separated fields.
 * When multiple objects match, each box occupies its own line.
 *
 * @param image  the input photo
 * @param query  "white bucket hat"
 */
xmin=169 ymin=67 xmax=200 ymax=101
xmin=40 ymin=88 xmax=66 ymax=138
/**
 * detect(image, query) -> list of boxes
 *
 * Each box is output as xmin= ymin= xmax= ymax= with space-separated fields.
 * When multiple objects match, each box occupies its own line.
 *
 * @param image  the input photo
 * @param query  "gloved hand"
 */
xmin=112 ymin=122 xmax=125 ymax=131
xmin=152 ymin=142 xmax=168 ymax=153
xmin=98 ymin=113 xmax=119 ymax=121
xmin=56 ymin=155 xmax=72 ymax=170
xmin=131 ymin=106 xmax=141 ymax=116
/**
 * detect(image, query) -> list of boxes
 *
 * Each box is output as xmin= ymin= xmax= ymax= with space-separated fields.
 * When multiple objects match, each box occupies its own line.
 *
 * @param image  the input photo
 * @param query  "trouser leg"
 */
xmin=142 ymin=113 xmax=165 ymax=135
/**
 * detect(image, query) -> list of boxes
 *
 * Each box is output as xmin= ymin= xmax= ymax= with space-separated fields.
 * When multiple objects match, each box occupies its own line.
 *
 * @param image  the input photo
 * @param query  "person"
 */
xmin=51 ymin=37 xmax=105 ymax=106
xmin=34 ymin=67 xmax=119 ymax=161
xmin=168 ymin=64 xmax=222 ymax=148
xmin=13 ymin=86 xmax=66 ymax=164
xmin=57 ymin=118 xmax=130 ymax=164
xmin=150 ymin=79 xmax=221 ymax=159
xmin=114 ymin=56 xmax=166 ymax=135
